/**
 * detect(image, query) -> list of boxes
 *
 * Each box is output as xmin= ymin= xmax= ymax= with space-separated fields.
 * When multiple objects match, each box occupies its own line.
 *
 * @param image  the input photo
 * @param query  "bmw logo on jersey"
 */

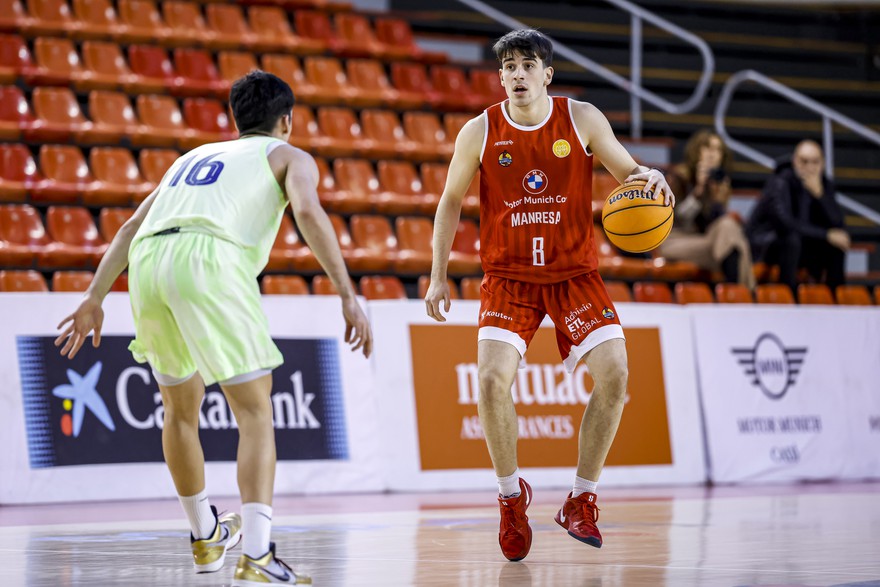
xmin=523 ymin=169 xmax=548 ymax=195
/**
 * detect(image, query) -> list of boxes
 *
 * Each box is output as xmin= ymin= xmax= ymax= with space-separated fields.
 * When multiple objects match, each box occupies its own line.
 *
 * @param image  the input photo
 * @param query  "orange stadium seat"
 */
xmin=448 ymin=219 xmax=481 ymax=275
xmin=205 ymin=4 xmax=255 ymax=50
xmin=835 ymin=284 xmax=872 ymax=306
xmin=45 ymin=206 xmax=107 ymax=267
xmin=460 ymin=276 xmax=481 ymax=300
xmin=248 ymin=5 xmax=324 ymax=55
xmin=98 ymin=207 xmax=134 ymax=241
xmin=419 ymin=162 xmax=447 ymax=213
xmin=26 ymin=87 xmax=93 ymax=144
xmin=605 ymin=281 xmax=633 ymax=303
xmin=139 ymin=148 xmax=179 ymax=190
xmin=32 ymin=144 xmax=93 ymax=204
xmin=328 ymin=213 xmax=389 ymax=272
xmin=82 ymin=41 xmax=156 ymax=94
xmin=0 ymin=269 xmax=49 ymax=291
xmin=334 ymin=12 xmax=407 ymax=60
xmin=288 ymin=104 xmax=333 ymax=154
xmin=417 ymin=275 xmax=460 ymax=300
xmin=267 ymin=213 xmax=320 ymax=272
xmin=0 ymin=143 xmax=41 ymax=202
xmin=87 ymin=90 xmax=138 ymax=144
xmin=348 ymin=214 xmax=397 ymax=270
xmin=797 ymin=283 xmax=834 ymax=305
xmin=359 ymin=275 xmax=406 ymax=300
xmin=128 ymin=45 xmax=177 ymax=93
xmin=0 ymin=34 xmax=33 ymax=84
xmin=162 ymin=1 xmax=213 ymax=47
xmin=27 ymin=37 xmax=84 ymax=87
xmin=444 ymin=113 xmax=473 ymax=144
xmin=312 ymin=157 xmax=360 ymax=213
xmin=88 ymin=147 xmax=152 ymax=205
xmin=27 ymin=0 xmax=78 ymax=37
xmin=304 ymin=56 xmax=371 ymax=106
xmin=402 ymin=112 xmax=452 ymax=161
xmin=181 ymin=97 xmax=236 ymax=149
xmin=0 ymin=0 xmax=32 ymax=34
xmin=0 ymin=85 xmax=32 ymax=140
xmin=374 ymin=18 xmax=446 ymax=64
xmin=346 ymin=59 xmax=422 ymax=111
xmin=391 ymin=62 xmax=441 ymax=109
xmin=294 ymin=10 xmax=344 ymax=55
xmin=376 ymin=160 xmax=429 ymax=216
xmin=875 ymin=286 xmax=880 ymax=306
xmin=173 ymin=48 xmax=228 ymax=98
xmin=261 ymin=274 xmax=309 ymax=295
xmin=0 ymin=204 xmax=49 ymax=266
xmin=261 ymin=54 xmax=319 ymax=104
xmin=312 ymin=274 xmax=357 ymax=297
xmin=633 ymin=281 xmax=674 ymax=304
xmin=715 ymin=282 xmax=753 ymax=304
xmin=218 ymin=51 xmax=258 ymax=85
xmin=117 ymin=0 xmax=171 ymax=44
xmin=52 ymin=270 xmax=94 ymax=291
xmin=470 ymin=69 xmax=507 ymax=108
xmin=755 ymin=284 xmax=795 ymax=304
xmin=675 ymin=282 xmax=714 ymax=304
xmin=360 ymin=110 xmax=418 ymax=160
xmin=394 ymin=216 xmax=433 ymax=274
xmin=430 ymin=65 xmax=482 ymax=112
xmin=133 ymin=94 xmax=187 ymax=148
xmin=332 ymin=158 xmax=380 ymax=213
xmin=316 ymin=107 xmax=372 ymax=158
xmin=71 ymin=0 xmax=121 ymax=40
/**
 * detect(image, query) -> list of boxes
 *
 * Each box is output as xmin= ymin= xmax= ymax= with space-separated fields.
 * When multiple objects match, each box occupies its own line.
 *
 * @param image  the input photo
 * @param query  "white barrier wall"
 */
xmin=690 ymin=305 xmax=880 ymax=483
xmin=370 ymin=300 xmax=707 ymax=491
xmin=0 ymin=293 xmax=383 ymax=504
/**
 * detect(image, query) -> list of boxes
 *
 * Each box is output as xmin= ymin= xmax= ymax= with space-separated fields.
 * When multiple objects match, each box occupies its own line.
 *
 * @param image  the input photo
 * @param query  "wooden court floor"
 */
xmin=0 ymin=482 xmax=878 ymax=586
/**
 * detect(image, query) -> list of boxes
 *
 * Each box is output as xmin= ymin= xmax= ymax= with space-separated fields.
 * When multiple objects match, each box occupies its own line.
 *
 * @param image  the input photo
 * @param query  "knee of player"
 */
xmin=478 ymin=369 xmax=514 ymax=400
xmin=595 ymin=360 xmax=628 ymax=398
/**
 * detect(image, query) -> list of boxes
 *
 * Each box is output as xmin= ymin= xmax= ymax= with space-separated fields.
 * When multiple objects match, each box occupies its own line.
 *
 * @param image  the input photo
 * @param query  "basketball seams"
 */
xmin=604 ymin=208 xmax=673 ymax=237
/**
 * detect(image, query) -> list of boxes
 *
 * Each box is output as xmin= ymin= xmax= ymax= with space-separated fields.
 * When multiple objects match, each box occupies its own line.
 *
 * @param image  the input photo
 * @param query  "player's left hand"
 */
xmin=626 ymin=168 xmax=676 ymax=207
xmin=55 ymin=294 xmax=104 ymax=359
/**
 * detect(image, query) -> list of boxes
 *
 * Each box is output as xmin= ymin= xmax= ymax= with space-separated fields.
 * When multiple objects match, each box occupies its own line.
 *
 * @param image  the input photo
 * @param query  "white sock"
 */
xmin=497 ymin=468 xmax=521 ymax=498
xmin=572 ymin=476 xmax=598 ymax=498
xmin=179 ymin=489 xmax=216 ymax=540
xmin=242 ymin=502 xmax=273 ymax=559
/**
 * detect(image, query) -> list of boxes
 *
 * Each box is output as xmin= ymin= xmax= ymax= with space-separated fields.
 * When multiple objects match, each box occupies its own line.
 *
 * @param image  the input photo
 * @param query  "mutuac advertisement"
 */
xmin=17 ymin=335 xmax=349 ymax=468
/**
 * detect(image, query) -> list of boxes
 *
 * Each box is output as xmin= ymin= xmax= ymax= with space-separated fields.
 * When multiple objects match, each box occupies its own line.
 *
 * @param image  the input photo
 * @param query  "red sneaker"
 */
xmin=554 ymin=491 xmax=602 ymax=548
xmin=497 ymin=478 xmax=532 ymax=561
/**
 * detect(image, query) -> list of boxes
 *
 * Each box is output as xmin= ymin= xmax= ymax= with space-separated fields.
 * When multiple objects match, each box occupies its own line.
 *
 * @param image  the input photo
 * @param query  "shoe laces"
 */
xmin=581 ymin=500 xmax=600 ymax=524
xmin=500 ymin=499 xmax=526 ymax=533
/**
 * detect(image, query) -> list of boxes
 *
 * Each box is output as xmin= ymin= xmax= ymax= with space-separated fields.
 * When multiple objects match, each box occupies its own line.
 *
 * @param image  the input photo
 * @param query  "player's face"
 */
xmin=499 ymin=53 xmax=552 ymax=106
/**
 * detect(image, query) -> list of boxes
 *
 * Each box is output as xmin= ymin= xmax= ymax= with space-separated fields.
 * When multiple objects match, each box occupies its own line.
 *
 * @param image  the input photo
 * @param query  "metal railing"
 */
xmin=715 ymin=69 xmax=880 ymax=225
xmin=454 ymin=0 xmax=715 ymax=139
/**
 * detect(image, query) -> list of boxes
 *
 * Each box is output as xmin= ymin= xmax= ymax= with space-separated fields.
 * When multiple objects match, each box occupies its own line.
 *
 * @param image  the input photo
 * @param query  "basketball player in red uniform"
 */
xmin=426 ymin=29 xmax=675 ymax=561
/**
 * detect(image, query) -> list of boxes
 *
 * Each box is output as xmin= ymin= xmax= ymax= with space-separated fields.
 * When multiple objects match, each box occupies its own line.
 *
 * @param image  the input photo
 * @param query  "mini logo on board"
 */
xmin=498 ymin=151 xmax=512 ymax=167
xmin=522 ymin=169 xmax=548 ymax=194
xmin=731 ymin=333 xmax=807 ymax=400
xmin=552 ymin=139 xmax=571 ymax=158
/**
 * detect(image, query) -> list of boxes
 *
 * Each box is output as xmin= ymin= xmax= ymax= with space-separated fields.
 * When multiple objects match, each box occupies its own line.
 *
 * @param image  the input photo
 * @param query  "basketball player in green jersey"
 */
xmin=56 ymin=71 xmax=371 ymax=585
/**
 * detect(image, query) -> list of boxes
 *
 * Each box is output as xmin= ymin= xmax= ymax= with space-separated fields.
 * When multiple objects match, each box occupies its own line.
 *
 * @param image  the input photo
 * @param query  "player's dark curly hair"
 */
xmin=492 ymin=29 xmax=554 ymax=68
xmin=229 ymin=70 xmax=295 ymax=135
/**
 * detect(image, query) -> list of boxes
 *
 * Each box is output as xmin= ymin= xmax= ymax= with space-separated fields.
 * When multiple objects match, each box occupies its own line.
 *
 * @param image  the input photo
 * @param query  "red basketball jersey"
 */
xmin=479 ymin=96 xmax=596 ymax=284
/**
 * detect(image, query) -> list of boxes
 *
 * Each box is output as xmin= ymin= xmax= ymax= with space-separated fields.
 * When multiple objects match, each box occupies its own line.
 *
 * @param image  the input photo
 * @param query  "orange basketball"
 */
xmin=601 ymin=179 xmax=674 ymax=253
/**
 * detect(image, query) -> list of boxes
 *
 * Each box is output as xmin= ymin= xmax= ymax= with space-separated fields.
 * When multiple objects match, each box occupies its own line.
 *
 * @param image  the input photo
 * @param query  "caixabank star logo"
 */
xmin=52 ymin=362 xmax=116 ymax=438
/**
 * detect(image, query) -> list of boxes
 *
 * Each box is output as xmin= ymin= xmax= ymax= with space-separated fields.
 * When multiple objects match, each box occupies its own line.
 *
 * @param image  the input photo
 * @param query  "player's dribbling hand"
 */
xmin=55 ymin=294 xmax=104 ymax=359
xmin=425 ymin=278 xmax=451 ymax=322
xmin=625 ymin=168 xmax=676 ymax=207
xmin=341 ymin=297 xmax=373 ymax=358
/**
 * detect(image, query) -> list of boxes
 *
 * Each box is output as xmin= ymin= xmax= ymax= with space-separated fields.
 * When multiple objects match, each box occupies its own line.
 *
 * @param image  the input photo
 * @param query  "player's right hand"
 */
xmin=55 ymin=294 xmax=104 ymax=359
xmin=341 ymin=297 xmax=373 ymax=358
xmin=425 ymin=278 xmax=451 ymax=322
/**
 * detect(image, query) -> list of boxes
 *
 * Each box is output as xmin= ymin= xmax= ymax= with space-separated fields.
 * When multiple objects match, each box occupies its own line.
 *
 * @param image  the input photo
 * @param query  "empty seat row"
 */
xmin=2 ymin=1 xmax=443 ymax=63
xmin=608 ymin=281 xmax=879 ymax=306
xmin=0 ymin=268 xmax=128 ymax=291
xmin=0 ymin=35 xmax=491 ymax=111
xmin=261 ymin=274 xmax=480 ymax=299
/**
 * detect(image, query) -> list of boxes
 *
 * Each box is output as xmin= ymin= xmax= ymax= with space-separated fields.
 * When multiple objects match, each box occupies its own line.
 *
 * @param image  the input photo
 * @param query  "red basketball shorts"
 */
xmin=477 ymin=271 xmax=625 ymax=372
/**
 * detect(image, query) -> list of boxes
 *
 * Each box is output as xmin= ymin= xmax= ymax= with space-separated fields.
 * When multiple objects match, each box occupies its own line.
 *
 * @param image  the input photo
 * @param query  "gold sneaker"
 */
xmin=233 ymin=542 xmax=312 ymax=585
xmin=191 ymin=506 xmax=242 ymax=573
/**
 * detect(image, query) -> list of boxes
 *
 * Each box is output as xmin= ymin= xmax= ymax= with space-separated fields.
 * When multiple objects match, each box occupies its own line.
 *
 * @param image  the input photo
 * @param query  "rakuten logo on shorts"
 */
xmin=481 ymin=309 xmax=513 ymax=321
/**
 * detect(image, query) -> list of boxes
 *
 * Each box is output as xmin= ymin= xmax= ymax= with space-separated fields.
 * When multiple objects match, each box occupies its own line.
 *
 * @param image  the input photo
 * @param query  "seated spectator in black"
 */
xmin=660 ymin=129 xmax=755 ymax=287
xmin=746 ymin=139 xmax=849 ymax=292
